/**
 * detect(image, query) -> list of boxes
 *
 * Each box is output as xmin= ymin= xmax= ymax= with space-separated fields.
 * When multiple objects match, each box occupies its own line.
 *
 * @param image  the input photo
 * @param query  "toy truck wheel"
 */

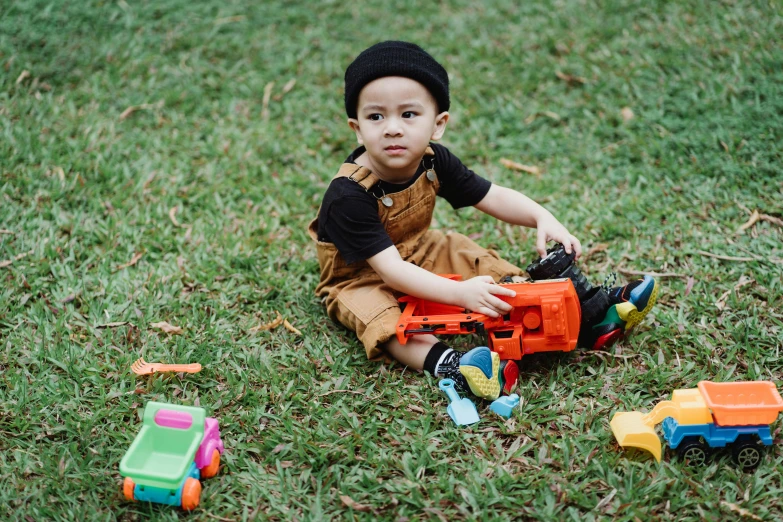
xmin=123 ymin=477 xmax=135 ymax=501
xmin=677 ymin=440 xmax=710 ymax=467
xmin=526 ymin=243 xmax=574 ymax=280
xmin=733 ymin=442 xmax=763 ymax=472
xmin=200 ymin=449 xmax=221 ymax=479
xmin=181 ymin=478 xmax=202 ymax=510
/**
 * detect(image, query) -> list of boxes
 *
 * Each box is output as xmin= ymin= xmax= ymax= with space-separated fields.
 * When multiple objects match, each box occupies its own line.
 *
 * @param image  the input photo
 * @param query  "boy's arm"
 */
xmin=474 ymin=184 xmax=582 ymax=259
xmin=366 ymin=246 xmax=515 ymax=318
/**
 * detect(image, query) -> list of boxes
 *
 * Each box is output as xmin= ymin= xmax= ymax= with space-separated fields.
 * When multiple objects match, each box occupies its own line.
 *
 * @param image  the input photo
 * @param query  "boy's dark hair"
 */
xmin=344 ymin=41 xmax=450 ymax=118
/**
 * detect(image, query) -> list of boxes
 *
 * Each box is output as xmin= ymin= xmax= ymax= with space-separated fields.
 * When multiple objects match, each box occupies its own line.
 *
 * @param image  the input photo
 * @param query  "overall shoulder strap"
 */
xmin=333 ymin=163 xmax=380 ymax=191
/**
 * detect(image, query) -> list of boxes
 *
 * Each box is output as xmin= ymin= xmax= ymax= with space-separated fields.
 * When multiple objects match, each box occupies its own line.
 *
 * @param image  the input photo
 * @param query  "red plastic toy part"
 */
xmin=396 ymin=277 xmax=580 ymax=360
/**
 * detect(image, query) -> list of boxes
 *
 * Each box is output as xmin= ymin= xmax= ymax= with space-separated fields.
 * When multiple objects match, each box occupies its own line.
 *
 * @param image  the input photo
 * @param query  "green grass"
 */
xmin=1 ymin=0 xmax=782 ymax=520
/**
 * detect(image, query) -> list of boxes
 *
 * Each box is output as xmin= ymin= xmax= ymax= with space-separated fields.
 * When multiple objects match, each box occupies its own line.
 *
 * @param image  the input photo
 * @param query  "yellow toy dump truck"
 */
xmin=611 ymin=381 xmax=783 ymax=471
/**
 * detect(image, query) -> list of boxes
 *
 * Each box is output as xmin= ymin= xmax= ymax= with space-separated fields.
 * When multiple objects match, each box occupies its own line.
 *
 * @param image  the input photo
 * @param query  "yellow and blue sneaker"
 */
xmin=458 ymin=346 xmax=519 ymax=400
xmin=589 ymin=275 xmax=659 ymax=349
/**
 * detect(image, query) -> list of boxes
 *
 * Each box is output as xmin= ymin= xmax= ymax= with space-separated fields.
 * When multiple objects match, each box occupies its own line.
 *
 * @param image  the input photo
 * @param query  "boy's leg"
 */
xmin=526 ymin=243 xmax=658 ymax=349
xmin=384 ymin=334 xmax=438 ymax=369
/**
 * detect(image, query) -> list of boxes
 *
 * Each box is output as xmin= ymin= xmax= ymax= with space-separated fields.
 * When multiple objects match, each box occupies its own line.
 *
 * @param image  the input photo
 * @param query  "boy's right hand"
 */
xmin=456 ymin=276 xmax=516 ymax=318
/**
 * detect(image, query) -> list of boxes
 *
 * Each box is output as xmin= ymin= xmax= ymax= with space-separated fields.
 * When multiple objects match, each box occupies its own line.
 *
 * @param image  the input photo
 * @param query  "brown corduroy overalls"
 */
xmin=308 ymin=148 xmax=523 ymax=360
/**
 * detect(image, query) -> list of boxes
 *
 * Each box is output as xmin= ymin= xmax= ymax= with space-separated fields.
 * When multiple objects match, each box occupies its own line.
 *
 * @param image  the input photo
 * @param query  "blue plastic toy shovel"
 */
xmin=439 ymin=379 xmax=480 ymax=426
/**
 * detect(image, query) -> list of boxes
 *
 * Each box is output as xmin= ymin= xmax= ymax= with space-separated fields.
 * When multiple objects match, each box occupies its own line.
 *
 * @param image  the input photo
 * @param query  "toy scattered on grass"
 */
xmin=131 ymin=358 xmax=202 ymax=375
xmin=120 ymin=402 xmax=224 ymax=510
xmin=439 ymin=378 xmax=480 ymax=426
xmin=490 ymin=394 xmax=520 ymax=419
xmin=611 ymin=381 xmax=783 ymax=471
xmin=397 ymin=275 xmax=580 ymax=361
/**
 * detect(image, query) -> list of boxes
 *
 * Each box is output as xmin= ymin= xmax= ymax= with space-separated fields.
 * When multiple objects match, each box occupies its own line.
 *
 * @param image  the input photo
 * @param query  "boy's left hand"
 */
xmin=535 ymin=212 xmax=582 ymax=259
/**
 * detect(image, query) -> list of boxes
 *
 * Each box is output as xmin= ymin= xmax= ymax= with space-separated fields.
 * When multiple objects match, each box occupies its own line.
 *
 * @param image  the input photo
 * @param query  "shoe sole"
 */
xmin=526 ymin=244 xmax=575 ymax=280
xmin=624 ymin=277 xmax=658 ymax=331
xmin=460 ymin=348 xmax=501 ymax=400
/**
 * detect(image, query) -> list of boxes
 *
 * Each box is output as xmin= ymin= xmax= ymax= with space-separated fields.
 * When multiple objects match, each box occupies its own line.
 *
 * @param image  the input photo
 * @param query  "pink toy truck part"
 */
xmin=195 ymin=417 xmax=224 ymax=469
xmin=155 ymin=410 xmax=194 ymax=430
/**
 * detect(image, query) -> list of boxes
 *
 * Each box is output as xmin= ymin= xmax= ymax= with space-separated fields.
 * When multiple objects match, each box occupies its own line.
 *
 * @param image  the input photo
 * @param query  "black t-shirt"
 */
xmin=317 ymin=143 xmax=492 ymax=264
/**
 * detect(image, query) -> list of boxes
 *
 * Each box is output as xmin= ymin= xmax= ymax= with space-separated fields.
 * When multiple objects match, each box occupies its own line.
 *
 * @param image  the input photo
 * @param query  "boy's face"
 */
xmin=348 ymin=76 xmax=449 ymax=182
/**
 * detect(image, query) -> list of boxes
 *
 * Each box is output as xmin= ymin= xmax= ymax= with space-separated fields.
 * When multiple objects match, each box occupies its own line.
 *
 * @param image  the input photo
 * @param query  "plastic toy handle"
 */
xmin=439 ymin=379 xmax=461 ymax=403
xmin=153 ymin=363 xmax=202 ymax=373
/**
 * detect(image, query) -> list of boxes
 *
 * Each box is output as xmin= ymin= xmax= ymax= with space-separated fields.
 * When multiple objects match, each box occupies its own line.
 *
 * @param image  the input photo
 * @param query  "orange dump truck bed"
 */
xmin=698 ymin=381 xmax=783 ymax=426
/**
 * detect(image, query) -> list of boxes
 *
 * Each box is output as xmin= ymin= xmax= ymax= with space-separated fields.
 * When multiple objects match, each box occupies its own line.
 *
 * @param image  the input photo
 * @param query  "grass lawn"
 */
xmin=2 ymin=0 xmax=782 ymax=520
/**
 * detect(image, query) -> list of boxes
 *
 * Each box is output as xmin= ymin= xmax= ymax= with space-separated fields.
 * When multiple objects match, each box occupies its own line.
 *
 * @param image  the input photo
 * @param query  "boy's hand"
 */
xmin=535 ymin=212 xmax=582 ymax=259
xmin=456 ymin=276 xmax=516 ymax=318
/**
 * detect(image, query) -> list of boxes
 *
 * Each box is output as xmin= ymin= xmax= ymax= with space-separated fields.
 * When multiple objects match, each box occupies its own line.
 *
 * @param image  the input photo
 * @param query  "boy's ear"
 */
xmin=347 ymin=118 xmax=363 ymax=144
xmin=430 ymin=111 xmax=450 ymax=141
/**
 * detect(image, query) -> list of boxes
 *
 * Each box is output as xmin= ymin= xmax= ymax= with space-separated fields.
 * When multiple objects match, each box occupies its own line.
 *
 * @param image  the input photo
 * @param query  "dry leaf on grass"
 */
xmin=760 ymin=213 xmax=783 ymax=227
xmin=555 ymin=70 xmax=587 ymax=85
xmin=499 ymin=158 xmax=541 ymax=176
xmin=115 ymin=252 xmax=143 ymax=271
xmin=250 ymin=311 xmax=284 ymax=332
xmin=737 ymin=209 xmax=760 ymax=234
xmin=16 ymin=70 xmax=30 ymax=85
xmin=262 ymin=81 xmax=274 ymax=121
xmin=96 ymin=321 xmax=130 ymax=328
xmin=283 ymin=319 xmax=302 ymax=336
xmin=0 ymin=229 xmax=14 ymax=235
xmin=720 ymin=501 xmax=762 ymax=521
xmin=621 ymin=107 xmax=634 ymax=122
xmin=524 ymin=111 xmax=562 ymax=124
xmin=250 ymin=311 xmax=303 ymax=335
xmin=715 ymin=275 xmax=754 ymax=311
xmin=617 ymin=267 xmax=686 ymax=278
xmin=214 ymin=15 xmax=245 ymax=25
xmin=61 ymin=293 xmax=79 ymax=304
xmin=582 ymin=242 xmax=608 ymax=261
xmin=151 ymin=321 xmax=184 ymax=335
xmin=340 ymin=495 xmax=371 ymax=513
xmin=274 ymin=78 xmax=297 ymax=101
xmin=282 ymin=78 xmax=296 ymax=94
xmin=169 ymin=206 xmax=181 ymax=227
xmin=119 ymin=101 xmax=162 ymax=120
xmin=168 ymin=206 xmax=191 ymax=230
xmin=0 ymin=249 xmax=33 ymax=268
xmin=737 ymin=209 xmax=783 ymax=233
xmin=595 ymin=488 xmax=617 ymax=510
xmin=143 ymin=171 xmax=157 ymax=191
xmin=684 ymin=276 xmax=695 ymax=297
xmin=698 ymin=250 xmax=757 ymax=262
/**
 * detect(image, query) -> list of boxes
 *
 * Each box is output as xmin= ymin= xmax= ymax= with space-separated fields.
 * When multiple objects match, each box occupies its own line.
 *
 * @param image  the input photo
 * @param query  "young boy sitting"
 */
xmin=308 ymin=41 xmax=657 ymax=400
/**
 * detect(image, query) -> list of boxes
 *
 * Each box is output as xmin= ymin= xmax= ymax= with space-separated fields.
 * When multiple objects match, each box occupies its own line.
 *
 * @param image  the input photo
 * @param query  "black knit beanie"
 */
xmin=344 ymin=41 xmax=450 ymax=118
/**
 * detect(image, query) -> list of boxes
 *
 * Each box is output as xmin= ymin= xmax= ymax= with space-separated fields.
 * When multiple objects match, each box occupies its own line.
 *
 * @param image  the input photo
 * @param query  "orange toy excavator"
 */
xmin=395 ymin=276 xmax=581 ymax=361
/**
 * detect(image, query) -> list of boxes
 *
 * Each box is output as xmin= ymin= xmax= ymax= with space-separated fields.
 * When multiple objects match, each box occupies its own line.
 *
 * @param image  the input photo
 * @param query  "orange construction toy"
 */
xmin=396 ymin=276 xmax=580 ymax=361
